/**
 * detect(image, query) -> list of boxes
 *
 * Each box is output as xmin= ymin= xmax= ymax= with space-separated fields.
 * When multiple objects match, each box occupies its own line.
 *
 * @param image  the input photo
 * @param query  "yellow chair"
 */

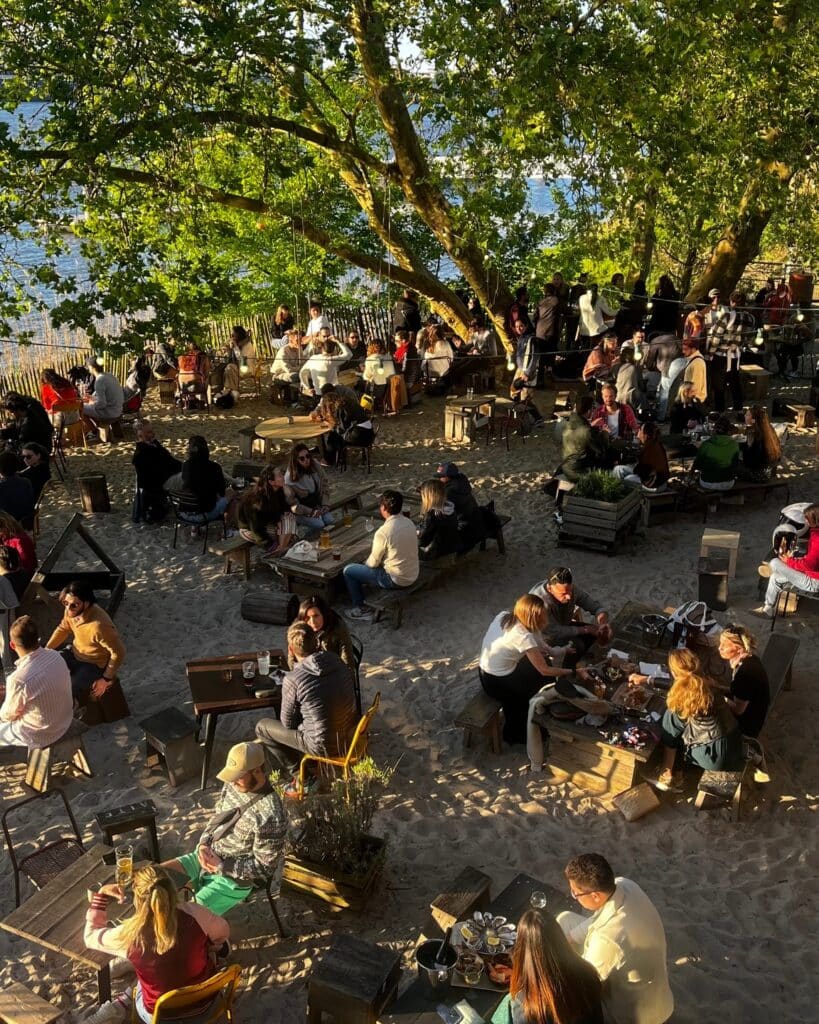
xmin=296 ymin=692 xmax=381 ymax=798
xmin=132 ymin=964 xmax=241 ymax=1024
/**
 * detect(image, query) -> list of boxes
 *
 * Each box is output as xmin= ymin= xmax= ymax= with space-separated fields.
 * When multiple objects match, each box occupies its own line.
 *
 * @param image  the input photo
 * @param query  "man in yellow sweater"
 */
xmin=46 ymin=580 xmax=126 ymax=698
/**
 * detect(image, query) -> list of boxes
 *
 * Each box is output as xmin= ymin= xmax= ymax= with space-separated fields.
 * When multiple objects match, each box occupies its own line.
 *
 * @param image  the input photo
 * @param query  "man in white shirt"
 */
xmin=305 ymin=302 xmax=332 ymax=337
xmin=558 ymin=853 xmax=674 ymax=1024
xmin=343 ymin=490 xmax=419 ymax=620
xmin=82 ymin=357 xmax=124 ymax=430
xmin=299 ymin=335 xmax=353 ymax=395
xmin=0 ymin=616 xmax=73 ymax=748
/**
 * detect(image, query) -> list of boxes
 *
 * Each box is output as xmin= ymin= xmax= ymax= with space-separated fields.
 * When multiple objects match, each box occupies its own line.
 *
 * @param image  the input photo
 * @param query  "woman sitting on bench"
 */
xmin=417 ymin=479 xmax=460 ymax=562
xmin=479 ymin=595 xmax=576 ymax=745
xmin=756 ymin=502 xmax=819 ymax=618
xmin=284 ymin=444 xmax=334 ymax=533
xmin=634 ymin=648 xmax=743 ymax=791
xmin=738 ymin=404 xmax=781 ymax=483
xmin=237 ymin=466 xmax=297 ymax=562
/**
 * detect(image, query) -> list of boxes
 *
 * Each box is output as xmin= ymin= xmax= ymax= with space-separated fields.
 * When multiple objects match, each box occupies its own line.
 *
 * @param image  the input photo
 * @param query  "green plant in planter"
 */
xmin=572 ymin=470 xmax=630 ymax=503
xmin=286 ymin=758 xmax=392 ymax=876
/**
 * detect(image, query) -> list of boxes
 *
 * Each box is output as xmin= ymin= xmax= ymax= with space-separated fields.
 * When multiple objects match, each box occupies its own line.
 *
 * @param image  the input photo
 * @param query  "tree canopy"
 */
xmin=0 ymin=0 xmax=816 ymax=351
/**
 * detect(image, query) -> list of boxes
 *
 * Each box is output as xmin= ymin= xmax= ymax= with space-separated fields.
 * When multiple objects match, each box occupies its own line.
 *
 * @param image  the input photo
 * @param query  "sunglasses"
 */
xmin=297 ymin=454 xmax=311 ymax=462
xmin=548 ymin=569 xmax=572 ymax=585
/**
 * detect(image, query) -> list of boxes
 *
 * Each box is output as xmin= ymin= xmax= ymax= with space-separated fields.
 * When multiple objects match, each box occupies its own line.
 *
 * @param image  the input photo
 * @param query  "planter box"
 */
xmin=559 ymin=489 xmax=641 ymax=552
xmin=283 ymin=833 xmax=385 ymax=912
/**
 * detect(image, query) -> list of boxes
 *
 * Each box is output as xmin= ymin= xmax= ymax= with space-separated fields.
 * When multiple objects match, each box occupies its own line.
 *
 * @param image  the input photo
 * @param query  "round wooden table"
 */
xmin=255 ymin=416 xmax=328 ymax=446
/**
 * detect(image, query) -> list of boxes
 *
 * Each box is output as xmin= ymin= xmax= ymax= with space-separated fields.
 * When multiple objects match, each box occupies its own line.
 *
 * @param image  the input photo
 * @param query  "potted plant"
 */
xmin=560 ymin=470 xmax=641 ymax=552
xmin=281 ymin=757 xmax=391 ymax=912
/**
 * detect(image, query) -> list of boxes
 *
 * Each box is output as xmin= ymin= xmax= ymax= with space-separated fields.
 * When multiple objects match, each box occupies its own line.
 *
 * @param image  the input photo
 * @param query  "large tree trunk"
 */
xmin=627 ymin=185 xmax=657 ymax=286
xmin=350 ymin=0 xmax=515 ymax=351
xmin=685 ymin=167 xmax=793 ymax=302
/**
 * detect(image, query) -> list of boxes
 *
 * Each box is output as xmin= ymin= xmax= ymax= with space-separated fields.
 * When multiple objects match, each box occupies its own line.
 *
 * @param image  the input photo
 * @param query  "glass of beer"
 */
xmin=115 ymin=844 xmax=133 ymax=889
xmin=257 ymin=651 xmax=271 ymax=676
xmin=343 ymin=509 xmax=353 ymax=528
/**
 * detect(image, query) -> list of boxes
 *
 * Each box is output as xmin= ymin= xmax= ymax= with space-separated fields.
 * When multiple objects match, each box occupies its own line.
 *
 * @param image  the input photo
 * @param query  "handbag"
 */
xmin=667 ymin=600 xmax=720 ymax=647
xmin=286 ymin=540 xmax=319 ymax=562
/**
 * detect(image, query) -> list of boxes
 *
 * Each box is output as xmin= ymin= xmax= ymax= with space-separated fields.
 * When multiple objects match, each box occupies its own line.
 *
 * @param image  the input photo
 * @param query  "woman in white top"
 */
xmin=361 ymin=339 xmax=396 ymax=387
xmin=479 ymin=594 xmax=574 ymax=744
xmin=578 ymin=284 xmax=615 ymax=340
xmin=419 ymin=325 xmax=454 ymax=379
xmin=299 ymin=337 xmax=353 ymax=394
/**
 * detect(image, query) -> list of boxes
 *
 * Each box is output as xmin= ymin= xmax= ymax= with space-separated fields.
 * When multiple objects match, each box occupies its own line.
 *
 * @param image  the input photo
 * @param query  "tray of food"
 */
xmin=451 ymin=914 xmax=517 ymax=991
xmin=609 ymin=681 xmax=653 ymax=712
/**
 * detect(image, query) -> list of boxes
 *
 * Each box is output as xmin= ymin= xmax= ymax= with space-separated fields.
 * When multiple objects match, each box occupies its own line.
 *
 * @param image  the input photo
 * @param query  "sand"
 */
xmin=0 ymin=384 xmax=817 ymax=1023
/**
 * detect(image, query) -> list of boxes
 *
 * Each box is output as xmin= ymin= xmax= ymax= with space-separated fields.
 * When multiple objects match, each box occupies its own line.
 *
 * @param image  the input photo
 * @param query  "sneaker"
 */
xmin=552 ymin=509 xmax=564 ymax=526
xmin=83 ymin=995 xmax=131 ymax=1024
xmin=750 ymin=605 xmax=774 ymax=619
xmin=346 ymin=606 xmax=372 ymax=620
xmin=648 ymin=770 xmax=684 ymax=792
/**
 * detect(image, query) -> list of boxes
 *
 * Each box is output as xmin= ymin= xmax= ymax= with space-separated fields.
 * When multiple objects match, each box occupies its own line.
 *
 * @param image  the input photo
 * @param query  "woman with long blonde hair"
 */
xmin=417 ymin=479 xmax=459 ymax=562
xmin=652 ymin=648 xmax=743 ymax=790
xmin=506 ymin=909 xmax=602 ymax=1024
xmin=718 ymin=623 xmax=770 ymax=738
xmin=739 ymin=404 xmax=781 ymax=481
xmin=479 ymin=594 xmax=576 ymax=744
xmin=84 ymin=864 xmax=229 ymax=1022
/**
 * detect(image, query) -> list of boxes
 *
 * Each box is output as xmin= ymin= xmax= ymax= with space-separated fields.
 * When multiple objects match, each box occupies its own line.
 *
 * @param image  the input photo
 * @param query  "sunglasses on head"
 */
xmin=547 ymin=568 xmax=572 ymax=585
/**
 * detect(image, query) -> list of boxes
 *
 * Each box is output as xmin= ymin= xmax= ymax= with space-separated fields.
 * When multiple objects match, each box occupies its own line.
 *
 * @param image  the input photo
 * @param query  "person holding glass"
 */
xmin=283 ymin=444 xmax=334 ymax=533
xmin=84 ymin=864 xmax=229 ymax=1024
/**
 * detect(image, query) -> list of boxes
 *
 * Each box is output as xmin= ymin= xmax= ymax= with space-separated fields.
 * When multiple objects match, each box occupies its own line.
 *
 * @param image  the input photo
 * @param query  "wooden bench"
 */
xmin=26 ymin=719 xmax=94 ymax=793
xmin=786 ymin=403 xmax=815 ymax=429
xmin=429 ymin=865 xmax=492 ymax=932
xmin=687 ymin=477 xmax=790 ymax=522
xmin=208 ymin=534 xmax=253 ymax=579
xmin=366 ymin=565 xmax=442 ymax=630
xmin=696 ymin=633 xmax=799 ymax=820
xmin=0 ymin=983 xmax=61 ymax=1024
xmin=454 ymin=691 xmax=503 ymax=754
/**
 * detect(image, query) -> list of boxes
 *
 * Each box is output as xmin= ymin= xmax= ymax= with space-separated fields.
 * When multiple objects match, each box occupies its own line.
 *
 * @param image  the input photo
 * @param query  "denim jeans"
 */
xmin=343 ymin=562 xmax=396 ymax=608
xmin=765 ymin=557 xmax=819 ymax=610
xmin=296 ymin=510 xmax=335 ymax=532
xmin=179 ymin=494 xmax=230 ymax=524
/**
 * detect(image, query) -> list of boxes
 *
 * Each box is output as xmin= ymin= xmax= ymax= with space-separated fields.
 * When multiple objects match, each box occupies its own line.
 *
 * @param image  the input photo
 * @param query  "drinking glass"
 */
xmin=257 ymin=651 xmax=271 ymax=676
xmin=115 ymin=844 xmax=133 ymax=889
xmin=342 ymin=509 xmax=353 ymax=528
xmin=242 ymin=661 xmax=256 ymax=681
xmin=530 ymin=891 xmax=548 ymax=910
xmin=463 ymin=962 xmax=482 ymax=985
xmin=365 ymin=518 xmax=375 ymax=534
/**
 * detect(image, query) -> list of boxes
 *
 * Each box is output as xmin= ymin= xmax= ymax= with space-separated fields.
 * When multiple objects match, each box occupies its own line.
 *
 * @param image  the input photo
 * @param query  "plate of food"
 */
xmin=610 ymin=681 xmax=652 ymax=712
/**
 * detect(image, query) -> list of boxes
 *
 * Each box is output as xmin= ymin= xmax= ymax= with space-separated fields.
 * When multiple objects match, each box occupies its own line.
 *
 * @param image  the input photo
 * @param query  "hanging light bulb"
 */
xmin=754 ymin=329 xmax=764 ymax=351
xmin=796 ymin=312 xmax=805 ymax=322
xmin=239 ymin=356 xmax=250 ymax=375
xmin=645 ymin=301 xmax=654 ymax=311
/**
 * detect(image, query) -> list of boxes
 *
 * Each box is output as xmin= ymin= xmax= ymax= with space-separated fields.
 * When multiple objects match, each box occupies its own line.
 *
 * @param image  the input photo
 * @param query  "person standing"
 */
xmin=578 ymin=285 xmax=615 ymax=343
xmin=392 ymin=289 xmax=422 ymax=341
xmin=558 ymin=854 xmax=674 ymax=1024
xmin=534 ymin=283 xmax=560 ymax=385
xmin=680 ymin=338 xmax=707 ymax=403
xmin=704 ymin=290 xmax=754 ymax=412
xmin=255 ymin=621 xmax=357 ymax=795
xmin=505 ymin=286 xmax=530 ymax=338
xmin=343 ymin=490 xmax=419 ymax=619
xmin=0 ymin=616 xmax=73 ymax=749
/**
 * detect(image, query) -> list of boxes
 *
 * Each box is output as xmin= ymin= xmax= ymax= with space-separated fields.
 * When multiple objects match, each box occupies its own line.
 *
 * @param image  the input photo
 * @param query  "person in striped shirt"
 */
xmin=0 ymin=615 xmax=73 ymax=748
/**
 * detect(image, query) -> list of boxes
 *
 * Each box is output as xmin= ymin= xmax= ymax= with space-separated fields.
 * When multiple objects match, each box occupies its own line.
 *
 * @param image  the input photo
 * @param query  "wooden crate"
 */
xmin=559 ymin=490 xmax=641 ymax=550
xmin=740 ymin=364 xmax=770 ymax=401
xmin=544 ymin=733 xmax=640 ymax=799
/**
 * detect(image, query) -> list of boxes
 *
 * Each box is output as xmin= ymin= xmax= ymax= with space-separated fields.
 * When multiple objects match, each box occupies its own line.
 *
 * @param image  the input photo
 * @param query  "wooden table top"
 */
xmin=276 ymin=518 xmax=377 ymax=581
xmin=381 ymin=873 xmax=570 ymax=1023
xmin=444 ymin=394 xmax=497 ymax=410
xmin=186 ymin=649 xmax=285 ymax=715
xmin=255 ymin=416 xmax=329 ymax=443
xmin=0 ymin=844 xmax=117 ymax=971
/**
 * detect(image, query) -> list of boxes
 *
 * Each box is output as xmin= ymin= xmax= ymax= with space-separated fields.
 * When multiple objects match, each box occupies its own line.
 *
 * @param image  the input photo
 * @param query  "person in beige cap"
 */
xmin=160 ymin=742 xmax=288 ymax=915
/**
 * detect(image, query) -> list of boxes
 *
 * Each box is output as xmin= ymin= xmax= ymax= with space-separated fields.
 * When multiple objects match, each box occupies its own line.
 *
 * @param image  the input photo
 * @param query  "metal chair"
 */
xmin=295 ymin=692 xmax=380 ymax=798
xmin=339 ymin=422 xmax=378 ymax=474
xmin=131 ymin=964 xmax=241 ymax=1024
xmin=350 ymin=633 xmax=364 ymax=718
xmin=1 ymin=789 xmax=85 ymax=906
xmin=167 ymin=492 xmax=222 ymax=554
xmin=248 ymin=874 xmax=288 ymax=938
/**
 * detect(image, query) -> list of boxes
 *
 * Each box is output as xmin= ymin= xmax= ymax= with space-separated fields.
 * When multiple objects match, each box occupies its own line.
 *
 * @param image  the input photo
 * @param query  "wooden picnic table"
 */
xmin=275 ymin=517 xmax=378 ymax=599
xmin=380 ymin=873 xmax=571 ymax=1023
xmin=532 ymin=600 xmax=673 ymax=799
xmin=255 ymin=415 xmax=329 ymax=447
xmin=0 ymin=844 xmax=120 ymax=1005
xmin=186 ymin=649 xmax=285 ymax=789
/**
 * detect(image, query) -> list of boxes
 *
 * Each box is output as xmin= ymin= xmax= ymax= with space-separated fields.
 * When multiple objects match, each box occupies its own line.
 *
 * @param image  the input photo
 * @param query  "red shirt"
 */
xmin=788 ymin=527 xmax=819 ymax=579
xmin=7 ymin=532 xmax=36 ymax=571
xmin=40 ymin=382 xmax=79 ymax=413
xmin=129 ymin=911 xmax=213 ymax=1013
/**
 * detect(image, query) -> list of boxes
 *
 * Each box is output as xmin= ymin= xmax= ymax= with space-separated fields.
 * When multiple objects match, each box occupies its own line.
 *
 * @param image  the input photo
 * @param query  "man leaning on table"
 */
xmin=160 ymin=742 xmax=288 ymax=915
xmin=343 ymin=489 xmax=419 ymax=620
xmin=559 ymin=853 xmax=674 ymax=1024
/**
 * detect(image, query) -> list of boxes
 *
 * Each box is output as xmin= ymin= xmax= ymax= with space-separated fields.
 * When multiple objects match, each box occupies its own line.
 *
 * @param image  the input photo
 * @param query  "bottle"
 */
xmin=319 ymin=528 xmax=331 ymax=550
xmin=343 ymin=509 xmax=353 ymax=528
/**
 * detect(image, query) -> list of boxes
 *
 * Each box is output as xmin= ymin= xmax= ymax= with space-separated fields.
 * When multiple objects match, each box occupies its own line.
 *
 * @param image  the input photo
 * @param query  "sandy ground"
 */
xmin=0 ymin=380 xmax=817 ymax=1023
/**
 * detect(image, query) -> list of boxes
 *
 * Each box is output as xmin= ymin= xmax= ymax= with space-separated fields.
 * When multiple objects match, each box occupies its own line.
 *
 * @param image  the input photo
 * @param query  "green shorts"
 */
xmin=177 ymin=852 xmax=254 ymax=916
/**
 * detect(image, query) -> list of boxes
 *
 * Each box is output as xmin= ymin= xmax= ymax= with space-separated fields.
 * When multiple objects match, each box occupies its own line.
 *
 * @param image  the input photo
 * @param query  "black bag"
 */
xmin=214 ymin=392 xmax=235 ymax=409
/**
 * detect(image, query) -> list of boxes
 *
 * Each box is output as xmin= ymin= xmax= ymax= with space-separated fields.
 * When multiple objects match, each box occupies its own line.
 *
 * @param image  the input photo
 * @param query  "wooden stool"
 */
xmin=208 ymin=535 xmax=254 ymax=579
xmin=26 ymin=719 xmax=94 ymax=793
xmin=140 ymin=708 xmax=201 ymax=787
xmin=454 ymin=691 xmax=503 ymax=754
xmin=157 ymin=378 xmax=177 ymax=405
xmin=430 ymin=866 xmax=491 ymax=932
xmin=0 ymin=983 xmax=61 ymax=1024
xmin=96 ymin=799 xmax=161 ymax=861
xmin=786 ymin=403 xmax=816 ymax=429
xmin=700 ymin=528 xmax=740 ymax=579
xmin=307 ymin=934 xmax=401 ymax=1024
